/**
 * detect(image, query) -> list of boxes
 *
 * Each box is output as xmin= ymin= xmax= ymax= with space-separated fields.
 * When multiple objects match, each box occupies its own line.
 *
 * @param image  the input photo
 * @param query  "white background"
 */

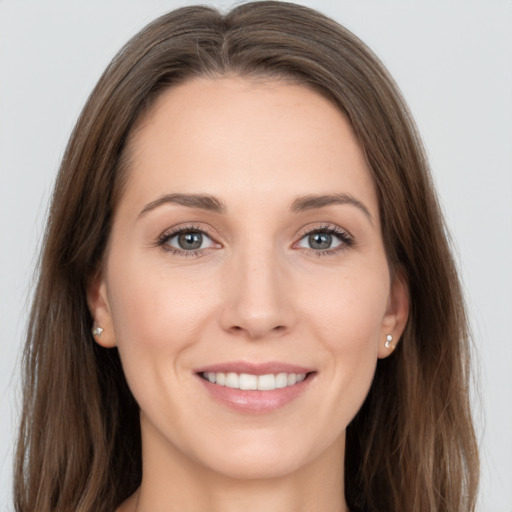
xmin=1 ymin=1 xmax=510 ymax=510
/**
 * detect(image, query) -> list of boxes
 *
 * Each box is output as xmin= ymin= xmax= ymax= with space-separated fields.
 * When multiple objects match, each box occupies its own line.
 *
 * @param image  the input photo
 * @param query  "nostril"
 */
xmin=227 ymin=323 xmax=287 ymax=339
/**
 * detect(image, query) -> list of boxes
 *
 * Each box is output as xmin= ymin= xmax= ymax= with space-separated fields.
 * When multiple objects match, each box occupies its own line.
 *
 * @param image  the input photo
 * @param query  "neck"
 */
xmin=120 ymin=419 xmax=349 ymax=512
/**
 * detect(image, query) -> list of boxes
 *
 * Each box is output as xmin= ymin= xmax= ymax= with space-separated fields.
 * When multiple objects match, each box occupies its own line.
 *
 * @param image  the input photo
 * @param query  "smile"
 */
xmin=195 ymin=362 xmax=316 ymax=413
xmin=200 ymin=372 xmax=307 ymax=390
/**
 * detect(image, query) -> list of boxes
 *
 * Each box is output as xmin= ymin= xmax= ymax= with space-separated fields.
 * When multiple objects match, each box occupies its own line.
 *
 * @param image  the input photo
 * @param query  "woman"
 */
xmin=14 ymin=2 xmax=479 ymax=511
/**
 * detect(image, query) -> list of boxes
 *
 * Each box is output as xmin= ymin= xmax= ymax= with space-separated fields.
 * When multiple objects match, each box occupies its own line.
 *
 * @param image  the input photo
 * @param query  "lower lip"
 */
xmin=197 ymin=374 xmax=315 ymax=414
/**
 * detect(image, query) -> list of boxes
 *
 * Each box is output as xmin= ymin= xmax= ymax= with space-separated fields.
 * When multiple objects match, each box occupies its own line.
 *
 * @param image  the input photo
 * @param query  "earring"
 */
xmin=92 ymin=326 xmax=104 ymax=338
xmin=385 ymin=334 xmax=393 ymax=350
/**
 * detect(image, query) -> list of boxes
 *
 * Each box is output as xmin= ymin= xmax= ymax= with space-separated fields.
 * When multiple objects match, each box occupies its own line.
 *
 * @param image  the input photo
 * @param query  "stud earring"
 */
xmin=92 ymin=326 xmax=104 ymax=338
xmin=385 ymin=334 xmax=393 ymax=350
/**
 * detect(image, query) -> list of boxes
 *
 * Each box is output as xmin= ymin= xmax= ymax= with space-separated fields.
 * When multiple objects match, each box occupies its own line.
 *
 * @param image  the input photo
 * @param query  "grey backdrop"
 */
xmin=1 ymin=1 xmax=511 ymax=510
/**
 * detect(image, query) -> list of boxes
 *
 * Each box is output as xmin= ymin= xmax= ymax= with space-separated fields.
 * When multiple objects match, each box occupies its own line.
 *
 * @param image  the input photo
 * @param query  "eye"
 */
xmin=159 ymin=227 xmax=216 ymax=253
xmin=296 ymin=226 xmax=353 ymax=253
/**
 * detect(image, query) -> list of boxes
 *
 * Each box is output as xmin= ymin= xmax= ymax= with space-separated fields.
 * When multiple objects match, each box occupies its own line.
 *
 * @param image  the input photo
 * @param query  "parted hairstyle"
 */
xmin=14 ymin=2 xmax=479 ymax=511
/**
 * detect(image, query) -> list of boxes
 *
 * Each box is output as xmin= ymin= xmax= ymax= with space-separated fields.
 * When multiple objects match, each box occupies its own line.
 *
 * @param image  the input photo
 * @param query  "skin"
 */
xmin=89 ymin=76 xmax=409 ymax=512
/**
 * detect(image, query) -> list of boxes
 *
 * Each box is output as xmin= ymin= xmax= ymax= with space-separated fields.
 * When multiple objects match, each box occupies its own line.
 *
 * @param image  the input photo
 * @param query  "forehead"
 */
xmin=120 ymin=76 xmax=378 ymax=218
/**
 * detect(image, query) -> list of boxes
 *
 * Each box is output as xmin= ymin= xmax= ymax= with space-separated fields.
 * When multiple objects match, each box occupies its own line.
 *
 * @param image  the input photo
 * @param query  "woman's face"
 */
xmin=90 ymin=76 xmax=408 ymax=480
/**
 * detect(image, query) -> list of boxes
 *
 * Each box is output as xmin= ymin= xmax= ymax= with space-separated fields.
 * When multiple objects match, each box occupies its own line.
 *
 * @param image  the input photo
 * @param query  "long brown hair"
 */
xmin=14 ymin=2 xmax=479 ymax=511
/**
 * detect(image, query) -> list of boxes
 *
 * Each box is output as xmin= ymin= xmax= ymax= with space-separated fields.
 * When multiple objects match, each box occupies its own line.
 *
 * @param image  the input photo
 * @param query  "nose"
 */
xmin=219 ymin=245 xmax=296 ymax=340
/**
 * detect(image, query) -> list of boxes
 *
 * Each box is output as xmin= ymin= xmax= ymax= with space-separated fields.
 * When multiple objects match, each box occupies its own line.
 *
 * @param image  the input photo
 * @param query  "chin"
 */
xmin=193 ymin=428 xmax=342 ymax=481
xmin=204 ymin=450 xmax=310 ymax=480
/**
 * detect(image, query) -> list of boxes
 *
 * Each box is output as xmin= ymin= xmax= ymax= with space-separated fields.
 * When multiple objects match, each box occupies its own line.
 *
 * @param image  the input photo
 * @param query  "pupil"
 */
xmin=178 ymin=232 xmax=202 ymax=250
xmin=309 ymin=232 xmax=332 ymax=250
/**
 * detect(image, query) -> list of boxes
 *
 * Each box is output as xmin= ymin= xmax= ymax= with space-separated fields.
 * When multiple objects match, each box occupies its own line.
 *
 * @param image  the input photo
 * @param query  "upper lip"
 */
xmin=194 ymin=361 xmax=315 ymax=376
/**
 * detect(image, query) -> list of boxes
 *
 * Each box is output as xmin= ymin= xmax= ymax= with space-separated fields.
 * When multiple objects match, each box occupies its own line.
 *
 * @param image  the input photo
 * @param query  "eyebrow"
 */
xmin=138 ymin=192 xmax=372 ymax=223
xmin=138 ymin=193 xmax=226 ymax=217
xmin=290 ymin=193 xmax=373 ymax=223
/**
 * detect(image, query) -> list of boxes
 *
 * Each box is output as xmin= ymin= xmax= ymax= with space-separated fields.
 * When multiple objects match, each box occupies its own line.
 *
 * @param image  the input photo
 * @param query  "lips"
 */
xmin=194 ymin=361 xmax=316 ymax=413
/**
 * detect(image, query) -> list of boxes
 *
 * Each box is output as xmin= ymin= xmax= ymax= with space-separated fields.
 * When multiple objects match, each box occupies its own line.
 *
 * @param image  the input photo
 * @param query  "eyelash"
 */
xmin=157 ymin=224 xmax=213 ymax=257
xmin=296 ymin=224 xmax=354 ymax=256
xmin=156 ymin=223 xmax=354 ymax=257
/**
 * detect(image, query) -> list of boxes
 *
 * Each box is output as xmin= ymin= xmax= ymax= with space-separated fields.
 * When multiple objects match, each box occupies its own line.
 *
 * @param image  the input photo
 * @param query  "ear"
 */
xmin=87 ymin=270 xmax=117 ymax=348
xmin=378 ymin=270 xmax=409 ymax=358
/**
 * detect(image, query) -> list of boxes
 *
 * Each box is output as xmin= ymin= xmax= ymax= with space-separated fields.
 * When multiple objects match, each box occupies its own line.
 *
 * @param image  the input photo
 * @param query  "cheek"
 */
xmin=306 ymin=266 xmax=389 ymax=347
xmin=105 ymin=265 xmax=213 ymax=416
xmin=108 ymin=260 xmax=210 ymax=345
xmin=105 ymin=258 xmax=218 ymax=398
xmin=303 ymin=268 xmax=389 ymax=408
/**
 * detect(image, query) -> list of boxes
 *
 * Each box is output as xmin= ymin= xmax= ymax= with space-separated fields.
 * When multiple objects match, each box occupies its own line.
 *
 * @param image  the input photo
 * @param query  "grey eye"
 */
xmin=178 ymin=232 xmax=203 ymax=250
xmin=308 ymin=232 xmax=333 ymax=250
xmin=297 ymin=230 xmax=343 ymax=251
xmin=167 ymin=231 xmax=214 ymax=251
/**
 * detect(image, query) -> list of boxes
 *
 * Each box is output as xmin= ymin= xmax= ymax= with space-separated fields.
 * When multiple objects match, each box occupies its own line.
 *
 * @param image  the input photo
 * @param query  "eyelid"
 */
xmin=292 ymin=223 xmax=354 ymax=254
xmin=156 ymin=224 xmax=221 ymax=255
xmin=295 ymin=222 xmax=352 ymax=238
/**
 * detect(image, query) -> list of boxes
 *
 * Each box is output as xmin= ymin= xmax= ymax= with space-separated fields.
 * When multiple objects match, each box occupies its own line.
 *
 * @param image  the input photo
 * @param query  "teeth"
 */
xmin=202 ymin=372 xmax=308 ymax=390
xmin=258 ymin=374 xmax=275 ymax=391
xmin=275 ymin=373 xmax=288 ymax=388
xmin=225 ymin=372 xmax=239 ymax=388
